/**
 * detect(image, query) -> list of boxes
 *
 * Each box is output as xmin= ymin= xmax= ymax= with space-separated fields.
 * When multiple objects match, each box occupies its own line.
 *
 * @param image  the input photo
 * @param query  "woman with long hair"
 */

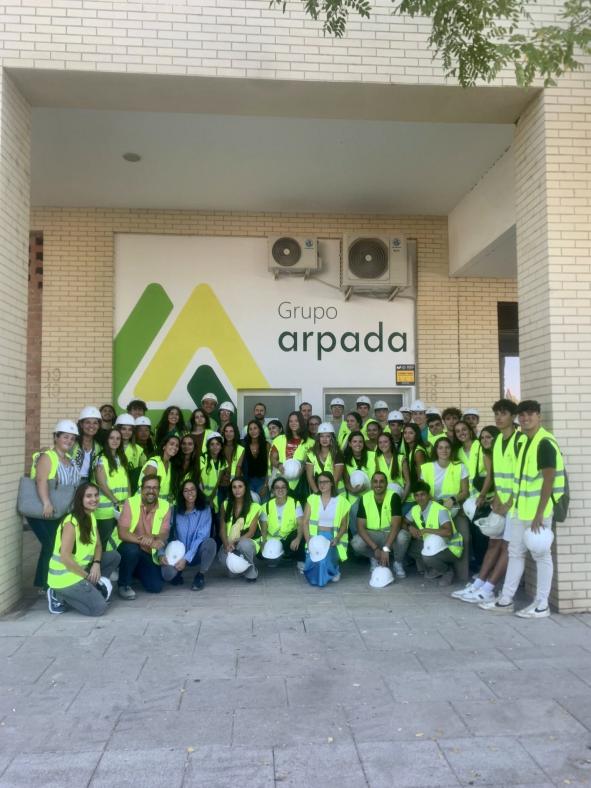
xmin=46 ymin=483 xmax=120 ymax=616
xmin=218 ymin=477 xmax=262 ymax=581
xmin=338 ymin=411 xmax=363 ymax=451
xmin=115 ymin=414 xmax=145 ymax=494
xmin=162 ymin=480 xmax=216 ymax=590
xmin=305 ymin=423 xmax=344 ymax=494
xmin=73 ymin=406 xmax=103 ymax=483
xmin=270 ymin=411 xmax=312 ymax=499
xmin=155 ymin=406 xmax=186 ymax=447
xmin=242 ymin=420 xmax=270 ymax=500
xmin=94 ymin=427 xmax=131 ymax=550
xmin=453 ymin=420 xmax=487 ymax=498
xmin=29 ymin=419 xmax=81 ymax=590
xmin=259 ymin=476 xmax=305 ymax=564
xmin=302 ymin=471 xmax=350 ymax=587
xmin=402 ymin=422 xmax=429 ymax=515
xmin=189 ymin=407 xmax=215 ymax=459
xmin=199 ymin=432 xmax=228 ymax=513
xmin=139 ymin=434 xmax=181 ymax=504
xmin=179 ymin=433 xmax=199 ymax=484
xmin=364 ymin=419 xmax=382 ymax=451
xmin=343 ymin=430 xmax=376 ymax=535
xmin=375 ymin=432 xmax=410 ymax=501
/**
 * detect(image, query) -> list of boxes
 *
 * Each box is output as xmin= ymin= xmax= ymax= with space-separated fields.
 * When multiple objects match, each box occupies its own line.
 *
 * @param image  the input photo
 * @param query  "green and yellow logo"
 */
xmin=114 ymin=283 xmax=268 ymax=419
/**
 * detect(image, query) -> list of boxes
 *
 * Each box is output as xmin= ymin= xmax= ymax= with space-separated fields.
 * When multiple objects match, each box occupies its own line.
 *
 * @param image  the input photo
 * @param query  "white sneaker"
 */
xmin=296 ymin=561 xmax=305 ymax=575
xmin=110 ymin=569 xmax=119 ymax=583
xmin=479 ymin=597 xmax=514 ymax=613
xmin=464 ymin=589 xmax=495 ymax=605
xmin=393 ymin=561 xmax=406 ymax=579
xmin=515 ymin=604 xmax=550 ymax=619
xmin=451 ymin=582 xmax=475 ymax=600
xmin=331 ymin=573 xmax=341 ymax=583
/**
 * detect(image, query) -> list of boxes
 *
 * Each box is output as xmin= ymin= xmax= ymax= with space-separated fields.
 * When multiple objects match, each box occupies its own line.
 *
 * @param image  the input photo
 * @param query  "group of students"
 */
xmin=27 ymin=391 xmax=566 ymax=620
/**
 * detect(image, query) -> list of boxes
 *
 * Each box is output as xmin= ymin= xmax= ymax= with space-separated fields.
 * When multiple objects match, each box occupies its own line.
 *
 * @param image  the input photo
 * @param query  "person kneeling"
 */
xmin=47 ymin=483 xmax=120 ymax=616
xmin=404 ymin=481 xmax=463 ymax=587
xmin=162 ymin=480 xmax=216 ymax=591
xmin=351 ymin=472 xmax=403 ymax=579
xmin=116 ymin=476 xmax=171 ymax=599
xmin=218 ymin=478 xmax=262 ymax=582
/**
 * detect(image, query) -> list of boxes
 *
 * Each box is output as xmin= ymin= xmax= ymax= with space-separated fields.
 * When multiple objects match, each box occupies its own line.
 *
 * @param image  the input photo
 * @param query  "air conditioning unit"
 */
xmin=342 ymin=234 xmax=409 ymax=294
xmin=268 ymin=236 xmax=320 ymax=275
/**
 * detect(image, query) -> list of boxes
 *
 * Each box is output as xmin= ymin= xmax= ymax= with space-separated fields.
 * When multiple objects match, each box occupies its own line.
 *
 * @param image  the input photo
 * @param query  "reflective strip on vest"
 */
xmin=513 ymin=428 xmax=565 ymax=520
xmin=47 ymin=515 xmax=98 ymax=589
xmin=308 ymin=494 xmax=351 ymax=562
xmin=361 ymin=489 xmax=396 ymax=531
xmin=410 ymin=501 xmax=463 ymax=558
xmin=266 ymin=498 xmax=297 ymax=538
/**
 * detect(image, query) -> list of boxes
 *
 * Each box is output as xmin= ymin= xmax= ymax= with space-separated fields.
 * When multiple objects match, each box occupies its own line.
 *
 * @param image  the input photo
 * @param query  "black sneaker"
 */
xmin=47 ymin=589 xmax=66 ymax=615
xmin=170 ymin=574 xmax=184 ymax=586
xmin=191 ymin=573 xmax=205 ymax=591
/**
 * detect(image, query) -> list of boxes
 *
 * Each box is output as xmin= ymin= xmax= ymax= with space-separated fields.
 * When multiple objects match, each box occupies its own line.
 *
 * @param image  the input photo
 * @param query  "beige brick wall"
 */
xmin=0 ymin=72 xmax=31 ymax=613
xmin=515 ymin=70 xmax=591 ymax=612
xmin=30 ymin=207 xmax=516 ymax=444
xmin=0 ymin=0 xmax=560 ymax=86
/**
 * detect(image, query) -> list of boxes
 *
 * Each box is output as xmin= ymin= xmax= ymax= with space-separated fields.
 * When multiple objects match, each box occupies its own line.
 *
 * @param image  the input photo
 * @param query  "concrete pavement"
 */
xmin=1 ymin=533 xmax=591 ymax=787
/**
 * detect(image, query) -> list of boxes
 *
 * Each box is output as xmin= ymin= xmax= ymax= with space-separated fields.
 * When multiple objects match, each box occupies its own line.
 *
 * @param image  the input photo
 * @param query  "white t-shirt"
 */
xmin=431 ymin=462 xmax=468 ymax=500
xmin=259 ymin=501 xmax=304 ymax=523
xmin=318 ymin=496 xmax=338 ymax=528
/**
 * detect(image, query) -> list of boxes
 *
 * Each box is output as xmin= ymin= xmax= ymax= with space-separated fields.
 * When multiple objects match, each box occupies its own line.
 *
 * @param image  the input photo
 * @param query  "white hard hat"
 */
xmin=206 ymin=431 xmax=223 ymax=443
xmin=523 ymin=526 xmax=554 ymax=556
xmin=201 ymin=392 xmax=218 ymax=403
xmin=388 ymin=410 xmax=404 ymax=422
xmin=462 ymin=496 xmax=479 ymax=522
xmin=350 ymin=470 xmax=370 ymax=490
xmin=410 ymin=400 xmax=426 ymax=412
xmin=134 ymin=416 xmax=152 ymax=427
xmin=475 ymin=512 xmax=506 ymax=538
xmin=97 ymin=576 xmax=113 ymax=601
xmin=426 ymin=407 xmax=442 ymax=417
xmin=421 ymin=534 xmax=448 ymax=557
xmin=283 ymin=459 xmax=302 ymax=481
xmin=369 ymin=566 xmax=394 ymax=588
xmin=219 ymin=401 xmax=235 ymax=413
xmin=115 ymin=414 xmax=136 ymax=427
xmin=400 ymin=406 xmax=411 ymax=414
xmin=54 ymin=419 xmax=79 ymax=436
xmin=330 ymin=398 xmax=345 ymax=408
xmin=308 ymin=535 xmax=330 ymax=562
xmin=317 ymin=422 xmax=335 ymax=434
xmin=356 ymin=395 xmax=371 ymax=406
xmin=79 ymin=406 xmax=101 ymax=421
xmin=373 ymin=400 xmax=389 ymax=411
xmin=226 ymin=551 xmax=250 ymax=574
xmin=463 ymin=408 xmax=480 ymax=417
xmin=165 ymin=540 xmax=186 ymax=566
xmin=262 ymin=538 xmax=284 ymax=560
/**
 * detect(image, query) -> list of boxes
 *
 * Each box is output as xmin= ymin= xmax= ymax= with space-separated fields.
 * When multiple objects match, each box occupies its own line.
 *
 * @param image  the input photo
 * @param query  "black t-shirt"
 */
xmin=519 ymin=436 xmax=557 ymax=470
xmin=357 ymin=493 xmax=402 ymax=520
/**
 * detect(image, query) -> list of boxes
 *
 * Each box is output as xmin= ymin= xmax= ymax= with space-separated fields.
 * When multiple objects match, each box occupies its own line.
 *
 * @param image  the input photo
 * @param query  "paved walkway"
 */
xmin=2 ymin=535 xmax=591 ymax=787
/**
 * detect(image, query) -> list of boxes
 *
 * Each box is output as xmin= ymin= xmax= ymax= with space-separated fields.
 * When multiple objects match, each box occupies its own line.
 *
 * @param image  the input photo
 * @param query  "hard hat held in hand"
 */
xmin=283 ymin=459 xmax=302 ymax=481
xmin=97 ymin=576 xmax=113 ymax=601
xmin=262 ymin=538 xmax=284 ymax=560
xmin=462 ymin=496 xmax=478 ymax=521
xmin=475 ymin=512 xmax=505 ymax=538
xmin=165 ymin=540 xmax=186 ymax=566
xmin=523 ymin=526 xmax=554 ymax=556
xmin=421 ymin=534 xmax=448 ymax=557
xmin=350 ymin=470 xmax=370 ymax=491
xmin=226 ymin=551 xmax=250 ymax=574
xmin=308 ymin=535 xmax=330 ymax=562
xmin=369 ymin=566 xmax=394 ymax=588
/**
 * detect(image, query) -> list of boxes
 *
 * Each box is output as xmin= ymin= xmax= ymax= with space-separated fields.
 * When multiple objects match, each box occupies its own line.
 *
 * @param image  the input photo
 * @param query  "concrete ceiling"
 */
xmin=31 ymin=107 xmax=514 ymax=214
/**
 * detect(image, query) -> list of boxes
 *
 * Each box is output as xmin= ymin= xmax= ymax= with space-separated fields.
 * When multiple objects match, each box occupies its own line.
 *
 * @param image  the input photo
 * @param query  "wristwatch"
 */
xmin=382 ymin=546 xmax=391 ymax=553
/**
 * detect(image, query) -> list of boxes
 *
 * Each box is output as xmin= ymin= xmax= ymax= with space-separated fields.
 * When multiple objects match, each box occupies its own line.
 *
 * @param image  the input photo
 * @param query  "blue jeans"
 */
xmin=304 ymin=532 xmax=340 ymax=588
xmin=28 ymin=517 xmax=60 ymax=588
xmin=118 ymin=542 xmax=164 ymax=593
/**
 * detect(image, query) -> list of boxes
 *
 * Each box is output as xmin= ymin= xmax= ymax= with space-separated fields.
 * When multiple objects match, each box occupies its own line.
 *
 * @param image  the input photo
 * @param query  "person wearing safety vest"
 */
xmin=387 ymin=410 xmax=405 ymax=453
xmin=338 ymin=411 xmax=363 ymax=451
xmin=73 ymin=405 xmax=103 ymax=482
xmin=375 ymin=432 xmax=410 ymax=500
xmin=480 ymin=399 xmax=566 ymax=619
xmin=426 ymin=412 xmax=448 ymax=457
xmin=200 ymin=392 xmax=219 ymax=431
xmin=116 ymin=475 xmax=171 ymax=599
xmin=351 ymin=472 xmax=404 ymax=578
xmin=259 ymin=476 xmax=306 ymax=563
xmin=404 ymin=480 xmax=464 ymax=586
xmin=302 ymin=471 xmax=350 ymax=587
xmin=47 ymin=482 xmax=120 ymax=616
xmin=218 ymin=477 xmax=262 ymax=581
xmin=373 ymin=400 xmax=391 ymax=435
xmin=418 ymin=436 xmax=470 ymax=581
xmin=29 ymin=419 xmax=81 ymax=590
xmin=270 ymin=411 xmax=313 ymax=500
xmin=93 ymin=427 xmax=131 ymax=551
xmin=328 ymin=397 xmax=345 ymax=440
xmin=355 ymin=395 xmax=372 ymax=438
xmin=199 ymin=432 xmax=228 ymax=514
xmin=139 ymin=434 xmax=181 ymax=504
xmin=305 ymin=423 xmax=345 ymax=495
xmin=342 ymin=430 xmax=376 ymax=536
xmin=453 ymin=400 xmax=523 ymax=605
xmin=218 ymin=423 xmax=245 ymax=506
xmin=401 ymin=422 xmax=428 ymax=517
xmin=115 ymin=413 xmax=146 ymax=494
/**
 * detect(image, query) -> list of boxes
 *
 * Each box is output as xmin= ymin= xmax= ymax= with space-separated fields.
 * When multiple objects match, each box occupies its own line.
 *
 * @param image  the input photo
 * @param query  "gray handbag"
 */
xmin=16 ymin=476 xmax=77 ymax=520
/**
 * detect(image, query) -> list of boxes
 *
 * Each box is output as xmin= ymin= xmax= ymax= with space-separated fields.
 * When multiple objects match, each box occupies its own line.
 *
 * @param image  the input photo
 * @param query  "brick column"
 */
xmin=0 ymin=71 xmax=31 ymax=613
xmin=514 ymin=77 xmax=591 ymax=612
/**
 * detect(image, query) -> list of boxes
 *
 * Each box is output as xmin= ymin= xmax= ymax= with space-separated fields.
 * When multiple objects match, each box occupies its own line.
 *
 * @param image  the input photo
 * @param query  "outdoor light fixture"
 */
xmin=122 ymin=152 xmax=142 ymax=162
